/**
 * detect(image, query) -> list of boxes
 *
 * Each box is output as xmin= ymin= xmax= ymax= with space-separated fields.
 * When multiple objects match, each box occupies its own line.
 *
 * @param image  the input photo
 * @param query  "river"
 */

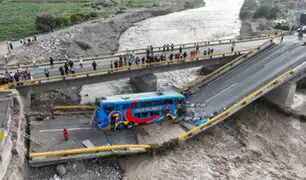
xmin=118 ymin=0 xmax=244 ymax=50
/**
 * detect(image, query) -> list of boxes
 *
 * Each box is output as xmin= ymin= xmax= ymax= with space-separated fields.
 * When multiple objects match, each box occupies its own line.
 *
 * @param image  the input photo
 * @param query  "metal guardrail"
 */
xmin=177 ymin=38 xmax=274 ymax=93
xmin=7 ymin=35 xmax=273 ymax=68
xmin=177 ymin=70 xmax=293 ymax=140
xmin=55 ymin=105 xmax=95 ymax=110
xmin=29 ymin=144 xmax=152 ymax=158
xmin=8 ymin=49 xmax=251 ymax=88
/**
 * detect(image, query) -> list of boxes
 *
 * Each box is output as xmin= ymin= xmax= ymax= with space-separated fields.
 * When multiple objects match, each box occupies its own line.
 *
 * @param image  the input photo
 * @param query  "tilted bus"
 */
xmin=94 ymin=90 xmax=187 ymax=130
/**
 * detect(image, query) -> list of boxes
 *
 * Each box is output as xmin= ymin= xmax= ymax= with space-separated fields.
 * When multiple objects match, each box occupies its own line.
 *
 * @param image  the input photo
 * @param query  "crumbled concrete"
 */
xmin=56 ymin=164 xmax=67 ymax=177
xmin=29 ymin=158 xmax=124 ymax=180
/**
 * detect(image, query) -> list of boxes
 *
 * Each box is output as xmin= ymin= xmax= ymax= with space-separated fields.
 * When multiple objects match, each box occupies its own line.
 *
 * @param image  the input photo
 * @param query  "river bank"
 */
xmin=6 ymin=0 xmax=205 ymax=64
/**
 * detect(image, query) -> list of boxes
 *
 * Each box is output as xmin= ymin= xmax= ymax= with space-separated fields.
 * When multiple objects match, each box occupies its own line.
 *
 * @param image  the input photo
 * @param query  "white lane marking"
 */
xmin=39 ymin=127 xmax=92 ymax=132
xmin=264 ymin=51 xmax=289 ymax=67
xmin=205 ymin=83 xmax=237 ymax=103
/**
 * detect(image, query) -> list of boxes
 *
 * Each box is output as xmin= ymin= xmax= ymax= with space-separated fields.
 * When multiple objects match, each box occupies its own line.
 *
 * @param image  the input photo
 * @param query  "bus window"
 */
xmin=139 ymin=102 xmax=153 ymax=107
xmin=150 ymin=111 xmax=160 ymax=116
xmin=135 ymin=113 xmax=141 ymax=118
xmin=122 ymin=104 xmax=131 ymax=109
xmin=154 ymin=100 xmax=163 ymax=106
xmin=142 ymin=112 xmax=149 ymax=118
xmin=165 ymin=99 xmax=173 ymax=105
xmin=103 ymin=104 xmax=114 ymax=113
xmin=132 ymin=103 xmax=139 ymax=108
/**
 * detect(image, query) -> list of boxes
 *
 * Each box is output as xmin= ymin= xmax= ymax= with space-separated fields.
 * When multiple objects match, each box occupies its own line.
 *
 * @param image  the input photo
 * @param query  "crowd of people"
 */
xmin=110 ymin=44 xmax=217 ymax=69
xmin=0 ymin=42 xmax=235 ymax=86
xmin=0 ymin=68 xmax=32 ymax=85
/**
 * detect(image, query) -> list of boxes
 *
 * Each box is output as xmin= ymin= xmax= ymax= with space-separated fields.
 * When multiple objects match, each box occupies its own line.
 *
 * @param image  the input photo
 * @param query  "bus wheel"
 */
xmin=126 ymin=122 xmax=134 ymax=129
xmin=116 ymin=123 xmax=124 ymax=130
xmin=165 ymin=115 xmax=173 ymax=121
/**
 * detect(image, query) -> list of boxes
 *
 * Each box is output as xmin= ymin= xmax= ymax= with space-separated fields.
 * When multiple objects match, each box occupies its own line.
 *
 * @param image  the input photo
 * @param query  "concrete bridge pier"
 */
xmin=130 ymin=73 xmax=157 ymax=92
xmin=264 ymin=82 xmax=296 ymax=110
xmin=18 ymin=88 xmax=32 ymax=110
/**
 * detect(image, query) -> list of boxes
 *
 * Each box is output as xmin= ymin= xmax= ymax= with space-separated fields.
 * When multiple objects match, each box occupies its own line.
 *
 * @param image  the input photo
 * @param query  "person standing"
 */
xmin=50 ymin=106 xmax=55 ymax=119
xmin=231 ymin=40 xmax=236 ymax=52
xmin=44 ymin=68 xmax=49 ymax=78
xmin=3 ymin=54 xmax=8 ymax=65
xmin=70 ymin=67 xmax=75 ymax=74
xmin=49 ymin=57 xmax=54 ymax=68
xmin=110 ymin=61 xmax=113 ymax=69
xmin=64 ymin=63 xmax=69 ymax=75
xmin=114 ymin=60 xmax=118 ymax=68
xmin=63 ymin=128 xmax=68 ymax=140
xmin=179 ymin=46 xmax=182 ymax=54
xmin=119 ymin=57 xmax=123 ymax=67
xmin=124 ymin=55 xmax=127 ymax=66
xmin=69 ymin=60 xmax=74 ymax=68
xmin=59 ymin=66 xmax=64 ymax=76
xmin=150 ymin=45 xmax=153 ymax=55
xmin=92 ymin=61 xmax=97 ymax=71
xmin=171 ymin=43 xmax=174 ymax=51
xmin=196 ymin=44 xmax=199 ymax=54
xmin=79 ymin=57 xmax=83 ymax=68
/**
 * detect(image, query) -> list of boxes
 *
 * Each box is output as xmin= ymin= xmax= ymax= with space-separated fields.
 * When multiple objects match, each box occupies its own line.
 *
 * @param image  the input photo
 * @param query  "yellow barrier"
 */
xmin=177 ymin=70 xmax=293 ymax=140
xmin=29 ymin=144 xmax=152 ymax=158
xmin=53 ymin=111 xmax=94 ymax=115
xmin=8 ymin=49 xmax=251 ymax=87
xmin=0 ymin=84 xmax=9 ymax=90
xmin=0 ymin=130 xmax=3 ymax=140
xmin=55 ymin=105 xmax=95 ymax=110
xmin=178 ymin=38 xmax=274 ymax=92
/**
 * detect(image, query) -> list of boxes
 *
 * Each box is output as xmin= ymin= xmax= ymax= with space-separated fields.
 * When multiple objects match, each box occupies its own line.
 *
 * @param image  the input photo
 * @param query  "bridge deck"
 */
xmin=187 ymin=43 xmax=306 ymax=120
xmin=29 ymin=115 xmax=185 ymax=154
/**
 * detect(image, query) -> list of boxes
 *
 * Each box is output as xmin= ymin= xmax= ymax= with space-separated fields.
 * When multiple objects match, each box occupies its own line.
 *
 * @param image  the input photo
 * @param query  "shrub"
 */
xmin=75 ymin=41 xmax=91 ymax=50
xmin=35 ymin=15 xmax=56 ymax=32
xmin=253 ymin=5 xmax=280 ymax=19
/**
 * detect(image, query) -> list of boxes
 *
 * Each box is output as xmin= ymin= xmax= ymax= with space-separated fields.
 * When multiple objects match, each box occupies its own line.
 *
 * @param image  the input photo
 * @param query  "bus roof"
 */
xmin=101 ymin=90 xmax=185 ymax=104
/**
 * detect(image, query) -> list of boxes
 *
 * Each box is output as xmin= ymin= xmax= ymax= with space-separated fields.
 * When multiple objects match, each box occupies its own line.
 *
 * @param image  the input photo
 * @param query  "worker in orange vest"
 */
xmin=50 ymin=106 xmax=55 ymax=119
xmin=63 ymin=128 xmax=68 ymax=140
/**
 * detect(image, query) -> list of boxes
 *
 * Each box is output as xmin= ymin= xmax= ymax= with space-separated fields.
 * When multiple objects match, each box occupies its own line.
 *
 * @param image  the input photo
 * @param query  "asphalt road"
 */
xmin=13 ymin=39 xmax=268 ymax=79
xmin=189 ymin=43 xmax=306 ymax=115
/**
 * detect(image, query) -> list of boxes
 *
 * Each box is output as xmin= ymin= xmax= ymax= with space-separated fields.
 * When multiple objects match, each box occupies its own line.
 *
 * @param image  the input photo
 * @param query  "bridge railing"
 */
xmin=7 ymin=34 xmax=273 ymax=68
xmin=177 ymin=38 xmax=275 ymax=93
xmin=177 ymin=69 xmax=294 ymax=140
xmin=29 ymin=144 xmax=152 ymax=158
xmin=8 ymin=49 xmax=251 ymax=88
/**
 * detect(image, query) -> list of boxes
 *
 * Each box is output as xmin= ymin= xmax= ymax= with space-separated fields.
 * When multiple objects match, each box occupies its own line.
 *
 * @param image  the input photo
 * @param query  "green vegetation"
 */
xmin=0 ymin=2 xmax=86 ymax=41
xmin=35 ymin=11 xmax=101 ymax=33
xmin=239 ymin=0 xmax=257 ymax=19
xmin=184 ymin=0 xmax=204 ymax=9
xmin=239 ymin=0 xmax=280 ymax=20
xmin=253 ymin=5 xmax=280 ymax=19
xmin=0 ymin=0 xmax=160 ymax=41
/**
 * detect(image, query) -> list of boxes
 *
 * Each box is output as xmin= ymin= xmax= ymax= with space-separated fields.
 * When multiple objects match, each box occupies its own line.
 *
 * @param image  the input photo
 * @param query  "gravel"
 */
xmin=29 ymin=158 xmax=124 ymax=180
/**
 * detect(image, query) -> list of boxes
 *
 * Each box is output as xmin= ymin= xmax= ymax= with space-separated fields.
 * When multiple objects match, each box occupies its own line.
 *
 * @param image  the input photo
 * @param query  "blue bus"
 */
xmin=94 ymin=90 xmax=187 ymax=130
